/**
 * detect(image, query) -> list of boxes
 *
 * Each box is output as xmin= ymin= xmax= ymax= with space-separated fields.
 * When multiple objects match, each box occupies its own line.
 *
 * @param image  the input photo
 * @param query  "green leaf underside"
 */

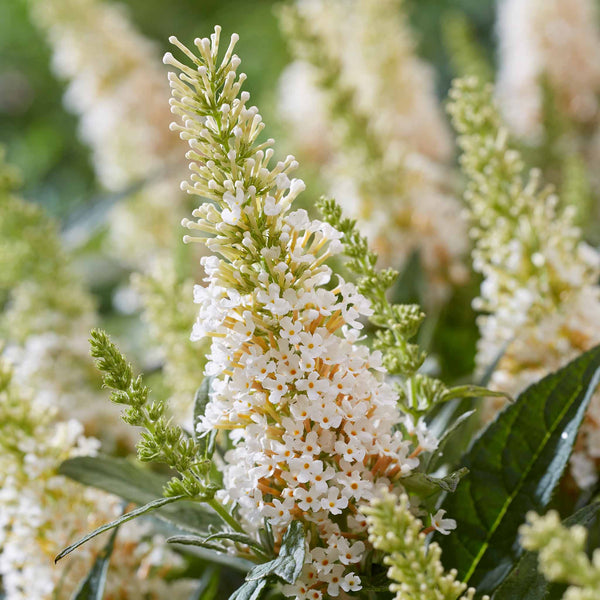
xmin=194 ymin=377 xmax=213 ymax=442
xmin=55 ymin=495 xmax=185 ymax=563
xmin=438 ymin=345 xmax=600 ymax=594
xmin=70 ymin=526 xmax=119 ymax=599
xmin=493 ymin=502 xmax=600 ymax=600
xmin=167 ymin=535 xmax=225 ymax=553
xmin=203 ymin=532 xmax=267 ymax=553
xmin=228 ymin=578 xmax=268 ymax=600
xmin=167 ymin=532 xmax=267 ymax=558
xmin=59 ymin=455 xmax=220 ymax=531
xmin=246 ymin=520 xmax=306 ymax=585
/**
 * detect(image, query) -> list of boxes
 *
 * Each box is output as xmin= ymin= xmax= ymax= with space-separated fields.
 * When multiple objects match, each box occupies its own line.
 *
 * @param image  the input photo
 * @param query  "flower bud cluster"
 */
xmin=449 ymin=77 xmax=600 ymax=487
xmin=165 ymin=28 xmax=422 ymax=598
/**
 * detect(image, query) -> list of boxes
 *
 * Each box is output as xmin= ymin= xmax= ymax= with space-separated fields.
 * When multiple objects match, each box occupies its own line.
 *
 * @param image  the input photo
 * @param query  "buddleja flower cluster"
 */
xmin=520 ymin=511 xmax=600 ymax=599
xmin=163 ymin=28 xmax=431 ymax=598
xmin=449 ymin=76 xmax=600 ymax=487
xmin=0 ymin=355 xmax=189 ymax=600
xmin=277 ymin=0 xmax=468 ymax=305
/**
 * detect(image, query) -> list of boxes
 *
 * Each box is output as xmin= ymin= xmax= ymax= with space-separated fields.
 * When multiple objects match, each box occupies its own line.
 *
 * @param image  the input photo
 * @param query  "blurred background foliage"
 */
xmin=0 ymin=0 xmax=496 ymax=219
xmin=0 ymin=0 xmax=496 ymax=378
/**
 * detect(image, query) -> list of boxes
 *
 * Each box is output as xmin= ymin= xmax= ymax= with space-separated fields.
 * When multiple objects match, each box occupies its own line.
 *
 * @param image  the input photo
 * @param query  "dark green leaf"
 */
xmin=228 ymin=578 xmax=268 ymax=600
xmin=59 ymin=455 xmax=220 ymax=531
xmin=493 ymin=502 xmax=600 ymax=600
xmin=390 ymin=248 xmax=425 ymax=306
xmin=70 ymin=527 xmax=118 ymax=600
xmin=189 ymin=566 xmax=220 ymax=600
xmin=401 ymin=468 xmax=469 ymax=496
xmin=55 ymin=495 xmax=185 ymax=562
xmin=439 ymin=346 xmax=600 ymax=595
xmin=246 ymin=520 xmax=306 ymax=585
xmin=358 ymin=571 xmax=394 ymax=593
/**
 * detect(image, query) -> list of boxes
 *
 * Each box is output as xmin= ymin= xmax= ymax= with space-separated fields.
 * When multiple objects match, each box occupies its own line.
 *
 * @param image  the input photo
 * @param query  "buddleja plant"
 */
xmin=53 ymin=28 xmax=600 ymax=600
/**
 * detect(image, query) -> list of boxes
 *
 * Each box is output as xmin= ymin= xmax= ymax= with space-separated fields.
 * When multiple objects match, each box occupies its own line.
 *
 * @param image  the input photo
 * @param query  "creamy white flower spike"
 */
xmin=0 ymin=357 xmax=190 ymax=600
xmin=165 ymin=28 xmax=419 ymax=598
xmin=497 ymin=0 xmax=600 ymax=139
xmin=278 ymin=0 xmax=468 ymax=305
xmin=450 ymin=77 xmax=600 ymax=488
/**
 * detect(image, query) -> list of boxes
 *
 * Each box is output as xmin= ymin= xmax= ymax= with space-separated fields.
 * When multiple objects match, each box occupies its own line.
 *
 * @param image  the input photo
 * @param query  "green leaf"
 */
xmin=194 ymin=378 xmax=214 ymax=447
xmin=401 ymin=468 xmax=469 ymax=496
xmin=70 ymin=526 xmax=118 ymax=599
xmin=167 ymin=535 xmax=227 ymax=552
xmin=228 ymin=578 xmax=268 ymax=600
xmin=168 ymin=531 xmax=267 ymax=557
xmin=390 ymin=248 xmax=425 ymax=306
xmin=440 ymin=385 xmax=510 ymax=404
xmin=359 ymin=571 xmax=395 ymax=594
xmin=425 ymin=410 xmax=476 ymax=472
xmin=203 ymin=532 xmax=268 ymax=555
xmin=55 ymin=495 xmax=185 ymax=562
xmin=246 ymin=520 xmax=306 ymax=585
xmin=493 ymin=502 xmax=600 ymax=600
xmin=258 ymin=519 xmax=274 ymax=556
xmin=59 ymin=455 xmax=220 ymax=531
xmin=189 ymin=565 xmax=220 ymax=600
xmin=439 ymin=345 xmax=600 ymax=595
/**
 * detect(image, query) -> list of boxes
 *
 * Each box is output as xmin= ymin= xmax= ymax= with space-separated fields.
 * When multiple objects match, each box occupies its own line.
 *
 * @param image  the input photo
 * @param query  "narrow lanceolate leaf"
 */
xmin=438 ymin=345 xmax=600 ymax=595
xmin=70 ymin=527 xmax=119 ymax=600
xmin=493 ymin=502 xmax=600 ymax=600
xmin=55 ymin=495 xmax=185 ymax=562
xmin=59 ymin=455 xmax=220 ymax=531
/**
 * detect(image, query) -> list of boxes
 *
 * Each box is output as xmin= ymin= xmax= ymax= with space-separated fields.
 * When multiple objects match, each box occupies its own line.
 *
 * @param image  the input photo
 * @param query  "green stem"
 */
xmin=208 ymin=498 xmax=245 ymax=533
